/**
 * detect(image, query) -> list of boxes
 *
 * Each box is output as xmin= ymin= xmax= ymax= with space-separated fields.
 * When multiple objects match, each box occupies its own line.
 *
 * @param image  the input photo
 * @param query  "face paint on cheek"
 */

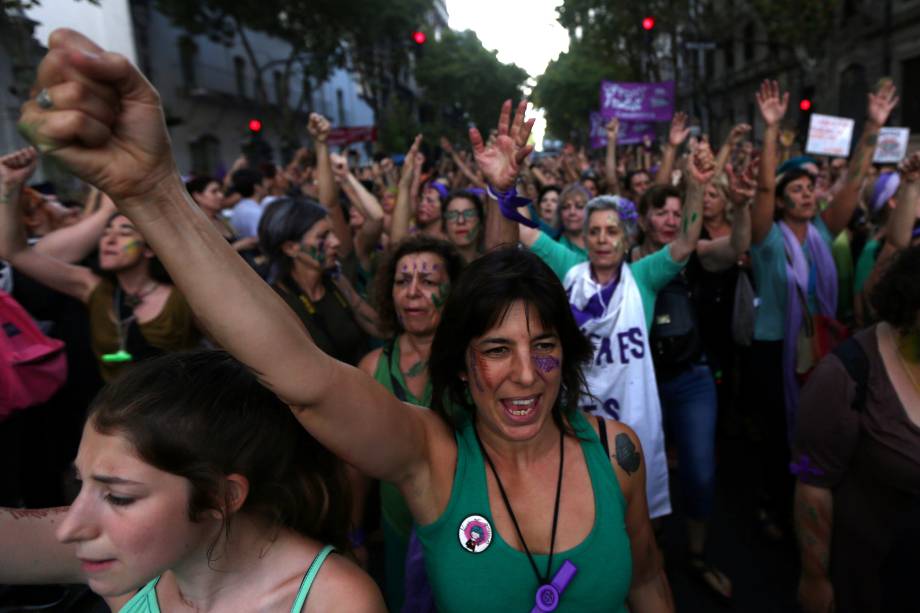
xmin=122 ymin=239 xmax=143 ymax=255
xmin=467 ymin=347 xmax=485 ymax=393
xmin=431 ymin=282 xmax=450 ymax=310
xmin=533 ymin=356 xmax=560 ymax=377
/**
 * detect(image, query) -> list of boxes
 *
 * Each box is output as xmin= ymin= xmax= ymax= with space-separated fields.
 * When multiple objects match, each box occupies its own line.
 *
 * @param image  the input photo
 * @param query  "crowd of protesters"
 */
xmin=0 ymin=29 xmax=917 ymax=613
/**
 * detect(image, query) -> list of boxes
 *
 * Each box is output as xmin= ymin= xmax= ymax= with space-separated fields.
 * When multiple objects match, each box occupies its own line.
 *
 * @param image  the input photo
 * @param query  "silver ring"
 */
xmin=36 ymin=88 xmax=53 ymax=110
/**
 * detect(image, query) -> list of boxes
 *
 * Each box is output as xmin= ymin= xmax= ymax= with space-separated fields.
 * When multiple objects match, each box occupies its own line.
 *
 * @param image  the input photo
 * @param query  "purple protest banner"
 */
xmin=590 ymin=112 xmax=656 ymax=149
xmin=600 ymin=81 xmax=675 ymax=122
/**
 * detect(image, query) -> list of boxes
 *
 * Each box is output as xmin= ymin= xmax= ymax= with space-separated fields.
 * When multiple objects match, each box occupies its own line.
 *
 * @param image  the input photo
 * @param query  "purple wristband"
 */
xmin=488 ymin=184 xmax=539 ymax=229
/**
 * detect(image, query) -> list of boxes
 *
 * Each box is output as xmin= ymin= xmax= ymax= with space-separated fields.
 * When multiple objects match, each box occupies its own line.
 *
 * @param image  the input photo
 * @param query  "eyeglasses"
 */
xmin=444 ymin=209 xmax=479 ymax=223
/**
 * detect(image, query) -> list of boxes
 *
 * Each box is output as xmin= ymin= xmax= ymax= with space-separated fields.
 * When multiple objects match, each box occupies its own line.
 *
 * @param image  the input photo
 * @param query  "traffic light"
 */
xmin=248 ymin=118 xmax=263 ymax=133
xmin=799 ymin=99 xmax=812 ymax=112
xmin=412 ymin=31 xmax=426 ymax=45
xmin=642 ymin=16 xmax=655 ymax=31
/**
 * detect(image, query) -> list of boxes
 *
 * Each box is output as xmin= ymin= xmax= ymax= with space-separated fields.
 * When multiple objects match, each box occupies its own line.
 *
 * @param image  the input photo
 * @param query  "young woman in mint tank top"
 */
xmin=11 ymin=46 xmax=674 ymax=613
xmin=0 ymin=352 xmax=384 ymax=612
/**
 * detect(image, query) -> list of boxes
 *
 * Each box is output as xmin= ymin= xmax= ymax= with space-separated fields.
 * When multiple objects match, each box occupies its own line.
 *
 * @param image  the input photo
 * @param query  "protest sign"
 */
xmin=805 ymin=114 xmax=855 ymax=157
xmin=589 ymin=113 xmax=656 ymax=148
xmin=600 ymin=81 xmax=674 ymax=122
xmin=873 ymin=127 xmax=910 ymax=163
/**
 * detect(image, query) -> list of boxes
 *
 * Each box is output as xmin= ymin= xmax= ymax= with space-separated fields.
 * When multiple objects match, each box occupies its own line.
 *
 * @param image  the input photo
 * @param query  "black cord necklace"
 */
xmin=474 ymin=425 xmax=565 ymax=587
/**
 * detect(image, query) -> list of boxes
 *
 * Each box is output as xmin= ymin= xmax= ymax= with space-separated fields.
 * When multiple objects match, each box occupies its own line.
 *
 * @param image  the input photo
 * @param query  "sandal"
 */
xmin=688 ymin=554 xmax=733 ymax=605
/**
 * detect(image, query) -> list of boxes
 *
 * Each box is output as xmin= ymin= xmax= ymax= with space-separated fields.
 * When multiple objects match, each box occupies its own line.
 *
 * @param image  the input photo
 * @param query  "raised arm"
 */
xmin=713 ymin=123 xmax=751 ymax=177
xmin=19 ymin=29 xmax=445 ymax=502
xmin=752 ymin=80 xmax=789 ymax=245
xmin=472 ymin=100 xmax=534 ymax=251
xmin=34 ymin=189 xmax=116 ymax=262
xmin=0 ymin=147 xmax=99 ymax=302
xmin=604 ymin=117 xmax=621 ymax=195
xmin=390 ymin=135 xmax=421 ymax=245
xmin=821 ymin=80 xmax=899 ymax=237
xmin=696 ymin=159 xmax=755 ymax=272
xmin=441 ymin=137 xmax=485 ymax=189
xmin=309 ymin=113 xmax=354 ymax=257
xmin=669 ymin=143 xmax=715 ymax=263
xmin=331 ymin=152 xmax=384 ymax=265
xmin=655 ymin=112 xmax=690 ymax=186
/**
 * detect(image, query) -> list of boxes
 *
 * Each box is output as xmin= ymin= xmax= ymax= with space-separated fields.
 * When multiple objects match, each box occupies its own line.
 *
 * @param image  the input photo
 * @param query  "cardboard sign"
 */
xmin=873 ymin=127 xmax=910 ymax=163
xmin=805 ymin=114 xmax=855 ymax=157
xmin=589 ymin=113 xmax=656 ymax=148
xmin=600 ymin=81 xmax=674 ymax=122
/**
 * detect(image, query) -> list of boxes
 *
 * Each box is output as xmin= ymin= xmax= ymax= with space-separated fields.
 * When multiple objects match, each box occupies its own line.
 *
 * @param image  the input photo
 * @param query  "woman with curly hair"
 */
xmin=356 ymin=235 xmax=464 ymax=609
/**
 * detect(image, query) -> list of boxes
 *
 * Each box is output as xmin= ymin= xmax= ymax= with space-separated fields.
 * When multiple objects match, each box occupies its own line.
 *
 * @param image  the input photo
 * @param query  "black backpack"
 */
xmin=649 ymin=272 xmax=702 ymax=373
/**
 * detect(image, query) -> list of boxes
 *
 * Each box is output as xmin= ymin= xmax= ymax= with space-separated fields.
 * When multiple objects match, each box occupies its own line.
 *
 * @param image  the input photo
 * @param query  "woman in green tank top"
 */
xmin=355 ymin=235 xmax=464 ymax=609
xmin=14 ymin=56 xmax=674 ymax=612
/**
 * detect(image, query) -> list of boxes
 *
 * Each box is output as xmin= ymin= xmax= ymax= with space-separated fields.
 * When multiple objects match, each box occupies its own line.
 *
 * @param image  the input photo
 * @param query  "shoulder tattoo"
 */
xmin=614 ymin=433 xmax=641 ymax=475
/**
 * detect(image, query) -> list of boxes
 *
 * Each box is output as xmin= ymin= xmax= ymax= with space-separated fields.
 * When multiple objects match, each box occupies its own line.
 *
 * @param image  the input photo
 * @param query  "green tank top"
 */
xmin=373 ymin=336 xmax=431 ymax=537
xmin=415 ymin=411 xmax=632 ymax=612
xmin=117 ymin=545 xmax=335 ymax=613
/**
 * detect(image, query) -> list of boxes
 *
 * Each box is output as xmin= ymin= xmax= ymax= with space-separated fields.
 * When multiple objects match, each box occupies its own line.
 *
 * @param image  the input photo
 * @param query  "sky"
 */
xmin=446 ymin=0 xmax=570 ymax=148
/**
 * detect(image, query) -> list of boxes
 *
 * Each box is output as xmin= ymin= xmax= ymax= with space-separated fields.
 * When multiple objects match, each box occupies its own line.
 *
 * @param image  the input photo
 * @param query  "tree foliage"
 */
xmin=532 ymin=38 xmax=628 ymax=142
xmin=414 ymin=29 xmax=528 ymax=145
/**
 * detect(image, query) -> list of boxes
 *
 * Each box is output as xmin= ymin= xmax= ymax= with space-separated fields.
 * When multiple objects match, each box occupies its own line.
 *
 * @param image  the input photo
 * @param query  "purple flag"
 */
xmin=600 ymin=81 xmax=675 ymax=122
xmin=590 ymin=112 xmax=656 ymax=148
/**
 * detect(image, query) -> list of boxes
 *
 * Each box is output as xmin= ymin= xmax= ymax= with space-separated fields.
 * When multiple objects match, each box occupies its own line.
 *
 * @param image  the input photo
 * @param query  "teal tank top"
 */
xmin=117 ymin=545 xmax=335 ymax=613
xmin=415 ymin=411 xmax=632 ymax=612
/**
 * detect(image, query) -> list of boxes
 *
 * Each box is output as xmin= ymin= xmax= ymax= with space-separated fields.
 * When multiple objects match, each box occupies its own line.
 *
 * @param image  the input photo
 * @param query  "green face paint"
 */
xmin=431 ymin=282 xmax=450 ymax=310
xmin=122 ymin=239 xmax=143 ymax=255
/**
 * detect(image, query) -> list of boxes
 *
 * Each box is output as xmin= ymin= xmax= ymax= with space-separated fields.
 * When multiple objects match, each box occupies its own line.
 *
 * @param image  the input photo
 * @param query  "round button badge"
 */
xmin=458 ymin=514 xmax=492 ymax=553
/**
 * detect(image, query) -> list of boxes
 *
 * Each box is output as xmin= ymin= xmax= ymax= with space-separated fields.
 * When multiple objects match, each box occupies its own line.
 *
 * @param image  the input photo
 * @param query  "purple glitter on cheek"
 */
xmin=533 ymin=356 xmax=560 ymax=374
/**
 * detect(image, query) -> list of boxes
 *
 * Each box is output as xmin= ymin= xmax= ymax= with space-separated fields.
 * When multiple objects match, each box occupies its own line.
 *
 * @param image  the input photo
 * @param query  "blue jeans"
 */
xmin=658 ymin=363 xmax=718 ymax=520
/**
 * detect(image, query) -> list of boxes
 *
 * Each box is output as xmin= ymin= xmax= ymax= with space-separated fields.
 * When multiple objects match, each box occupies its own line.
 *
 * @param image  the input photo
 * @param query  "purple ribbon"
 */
xmin=789 ymin=453 xmax=825 ymax=478
xmin=531 ymin=560 xmax=578 ymax=612
xmin=569 ymin=268 xmax=622 ymax=327
xmin=490 ymin=184 xmax=540 ymax=229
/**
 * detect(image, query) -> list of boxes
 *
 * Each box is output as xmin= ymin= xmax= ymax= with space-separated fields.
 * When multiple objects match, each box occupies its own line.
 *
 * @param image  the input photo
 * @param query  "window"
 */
xmin=234 ymin=56 xmax=247 ymax=98
xmin=178 ymin=36 xmax=198 ymax=88
xmin=336 ymin=88 xmax=345 ymax=125
xmin=274 ymin=70 xmax=285 ymax=106
xmin=190 ymin=134 xmax=220 ymax=176
xmin=901 ymin=57 xmax=920 ymax=130
xmin=724 ymin=38 xmax=735 ymax=71
xmin=743 ymin=24 xmax=755 ymax=63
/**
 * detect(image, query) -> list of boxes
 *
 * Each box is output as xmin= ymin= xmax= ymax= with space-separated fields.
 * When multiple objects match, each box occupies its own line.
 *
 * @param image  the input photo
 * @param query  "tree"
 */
xmin=532 ymin=37 xmax=628 ymax=143
xmin=413 ymin=29 xmax=528 ymax=146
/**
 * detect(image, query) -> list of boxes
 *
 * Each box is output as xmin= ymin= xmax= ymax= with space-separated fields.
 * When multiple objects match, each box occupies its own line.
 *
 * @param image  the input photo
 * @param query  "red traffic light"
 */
xmin=248 ymin=119 xmax=262 ymax=133
xmin=412 ymin=31 xmax=426 ymax=45
xmin=642 ymin=17 xmax=655 ymax=31
xmin=799 ymin=99 xmax=812 ymax=112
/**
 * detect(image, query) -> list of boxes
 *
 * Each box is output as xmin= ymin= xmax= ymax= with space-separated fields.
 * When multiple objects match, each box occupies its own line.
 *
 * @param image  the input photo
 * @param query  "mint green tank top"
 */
xmin=416 ymin=411 xmax=632 ymax=612
xmin=117 ymin=545 xmax=335 ymax=613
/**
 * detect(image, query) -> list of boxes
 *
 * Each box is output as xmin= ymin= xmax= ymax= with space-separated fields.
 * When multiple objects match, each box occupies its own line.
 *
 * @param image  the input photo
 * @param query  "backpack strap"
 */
xmin=596 ymin=415 xmax=610 ymax=456
xmin=831 ymin=336 xmax=870 ymax=412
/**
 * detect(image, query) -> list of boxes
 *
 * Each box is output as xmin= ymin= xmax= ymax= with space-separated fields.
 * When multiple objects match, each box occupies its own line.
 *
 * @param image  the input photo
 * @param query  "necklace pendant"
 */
xmin=530 ymin=560 xmax=578 ymax=613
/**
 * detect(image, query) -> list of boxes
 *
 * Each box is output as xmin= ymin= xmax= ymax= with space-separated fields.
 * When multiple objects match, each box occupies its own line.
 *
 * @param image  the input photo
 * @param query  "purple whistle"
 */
xmin=531 ymin=560 xmax=578 ymax=612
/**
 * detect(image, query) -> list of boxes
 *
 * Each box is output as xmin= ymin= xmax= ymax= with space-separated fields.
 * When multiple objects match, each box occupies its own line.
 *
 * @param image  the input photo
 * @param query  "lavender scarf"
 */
xmin=780 ymin=220 xmax=837 ymax=440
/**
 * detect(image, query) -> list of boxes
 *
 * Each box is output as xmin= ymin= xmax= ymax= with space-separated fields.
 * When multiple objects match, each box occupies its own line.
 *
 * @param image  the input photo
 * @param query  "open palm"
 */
xmin=756 ymin=80 xmax=789 ymax=127
xmin=469 ymin=100 xmax=534 ymax=192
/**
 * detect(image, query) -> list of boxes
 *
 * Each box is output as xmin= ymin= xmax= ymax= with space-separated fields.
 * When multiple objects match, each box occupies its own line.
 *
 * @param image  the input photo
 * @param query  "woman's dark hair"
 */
xmin=185 ymin=176 xmax=216 ymax=197
xmin=429 ymin=247 xmax=593 ymax=434
xmin=374 ymin=235 xmax=465 ymax=338
xmin=638 ymin=184 xmax=681 ymax=217
xmin=870 ymin=245 xmax=920 ymax=333
xmin=89 ymin=350 xmax=350 ymax=555
xmin=257 ymin=196 xmax=327 ymax=279
xmin=538 ymin=185 xmax=561 ymax=205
